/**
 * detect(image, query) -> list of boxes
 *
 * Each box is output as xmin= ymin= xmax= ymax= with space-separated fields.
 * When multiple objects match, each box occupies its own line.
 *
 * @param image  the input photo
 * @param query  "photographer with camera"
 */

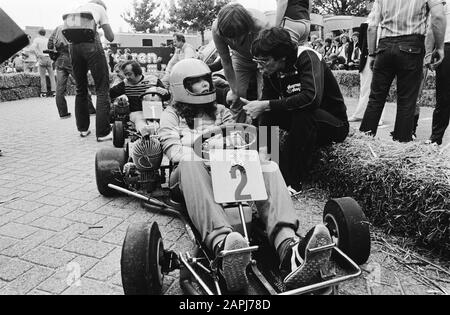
xmin=48 ymin=25 xmax=95 ymax=119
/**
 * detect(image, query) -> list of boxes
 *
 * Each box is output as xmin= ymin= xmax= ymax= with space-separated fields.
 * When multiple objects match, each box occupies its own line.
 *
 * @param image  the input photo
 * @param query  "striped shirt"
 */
xmin=368 ymin=0 xmax=445 ymax=39
xmin=109 ymin=75 xmax=170 ymax=112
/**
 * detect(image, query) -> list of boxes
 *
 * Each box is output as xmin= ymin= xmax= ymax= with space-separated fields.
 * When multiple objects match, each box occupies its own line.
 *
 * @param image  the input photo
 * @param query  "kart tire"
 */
xmin=95 ymin=147 xmax=126 ymax=197
xmin=323 ymin=197 xmax=371 ymax=265
xmin=121 ymin=222 xmax=164 ymax=295
xmin=113 ymin=121 xmax=125 ymax=148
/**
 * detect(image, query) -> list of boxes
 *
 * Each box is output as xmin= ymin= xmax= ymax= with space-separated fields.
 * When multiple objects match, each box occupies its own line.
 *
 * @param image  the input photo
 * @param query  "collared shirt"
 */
xmin=368 ymin=0 xmax=445 ymax=39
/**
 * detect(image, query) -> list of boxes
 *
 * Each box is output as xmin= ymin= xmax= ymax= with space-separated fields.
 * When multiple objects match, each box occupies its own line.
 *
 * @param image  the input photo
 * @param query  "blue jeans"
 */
xmin=70 ymin=40 xmax=111 ymax=137
xmin=360 ymin=35 xmax=425 ymax=142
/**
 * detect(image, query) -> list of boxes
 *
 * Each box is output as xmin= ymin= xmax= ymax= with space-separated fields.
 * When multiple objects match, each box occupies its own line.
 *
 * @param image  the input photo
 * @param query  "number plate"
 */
xmin=142 ymin=101 xmax=163 ymax=119
xmin=210 ymin=150 xmax=268 ymax=204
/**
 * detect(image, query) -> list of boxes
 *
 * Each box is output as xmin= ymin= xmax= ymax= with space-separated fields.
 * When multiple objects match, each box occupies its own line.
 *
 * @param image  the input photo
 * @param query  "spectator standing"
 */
xmin=212 ymin=3 xmax=271 ymax=121
xmin=48 ymin=25 xmax=95 ymax=119
xmin=360 ymin=0 xmax=446 ymax=143
xmin=64 ymin=0 xmax=115 ymax=140
xmin=275 ymin=0 xmax=313 ymax=45
xmin=32 ymin=29 xmax=56 ymax=98
xmin=349 ymin=22 xmax=388 ymax=125
xmin=425 ymin=3 xmax=450 ymax=146
xmin=161 ymin=33 xmax=198 ymax=87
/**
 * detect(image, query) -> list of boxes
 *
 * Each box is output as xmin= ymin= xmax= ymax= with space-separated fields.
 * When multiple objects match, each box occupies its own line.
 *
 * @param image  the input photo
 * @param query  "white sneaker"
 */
xmin=80 ymin=130 xmax=91 ymax=138
xmin=97 ymin=131 xmax=113 ymax=142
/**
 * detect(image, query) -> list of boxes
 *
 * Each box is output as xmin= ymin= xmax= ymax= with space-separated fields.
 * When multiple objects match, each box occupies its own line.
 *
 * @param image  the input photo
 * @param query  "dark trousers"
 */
xmin=360 ymin=35 xmax=425 ymax=142
xmin=260 ymin=108 xmax=349 ymax=187
xmin=70 ymin=40 xmax=111 ymax=137
xmin=56 ymin=63 xmax=95 ymax=118
xmin=431 ymin=43 xmax=450 ymax=145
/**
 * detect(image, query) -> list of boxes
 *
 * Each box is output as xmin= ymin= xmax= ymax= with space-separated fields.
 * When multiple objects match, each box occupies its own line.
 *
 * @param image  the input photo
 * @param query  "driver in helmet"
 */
xmin=159 ymin=58 xmax=333 ymax=293
xmin=110 ymin=60 xmax=171 ymax=136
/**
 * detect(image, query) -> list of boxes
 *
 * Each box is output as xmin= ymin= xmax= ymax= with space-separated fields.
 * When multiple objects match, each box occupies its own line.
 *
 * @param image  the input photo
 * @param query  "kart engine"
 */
xmin=127 ymin=136 xmax=163 ymax=192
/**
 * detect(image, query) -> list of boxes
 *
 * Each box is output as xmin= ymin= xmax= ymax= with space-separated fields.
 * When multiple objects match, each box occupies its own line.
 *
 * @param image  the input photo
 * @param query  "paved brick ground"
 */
xmin=0 ymin=96 xmax=193 ymax=295
xmin=0 ymin=96 xmax=448 ymax=295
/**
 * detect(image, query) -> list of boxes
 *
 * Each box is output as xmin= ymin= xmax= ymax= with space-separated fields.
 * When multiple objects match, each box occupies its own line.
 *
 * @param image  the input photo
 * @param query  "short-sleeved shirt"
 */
xmin=368 ymin=0 xmax=445 ymax=39
xmin=68 ymin=2 xmax=109 ymax=28
xmin=285 ymin=0 xmax=310 ymax=21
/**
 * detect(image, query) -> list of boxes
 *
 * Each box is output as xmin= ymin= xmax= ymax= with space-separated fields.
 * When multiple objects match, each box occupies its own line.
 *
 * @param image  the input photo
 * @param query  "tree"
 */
xmin=122 ymin=0 xmax=161 ymax=33
xmin=312 ymin=0 xmax=372 ymax=17
xmin=168 ymin=0 xmax=230 ymax=45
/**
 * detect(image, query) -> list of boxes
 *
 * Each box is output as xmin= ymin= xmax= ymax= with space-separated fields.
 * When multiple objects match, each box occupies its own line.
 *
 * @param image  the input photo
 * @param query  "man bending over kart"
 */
xmin=110 ymin=60 xmax=170 ymax=136
xmin=243 ymin=27 xmax=349 ymax=193
xmin=159 ymin=58 xmax=333 ymax=293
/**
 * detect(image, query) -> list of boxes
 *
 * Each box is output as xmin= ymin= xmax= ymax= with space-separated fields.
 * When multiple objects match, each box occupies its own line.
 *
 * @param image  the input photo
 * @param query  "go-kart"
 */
xmin=95 ymin=124 xmax=371 ymax=295
xmin=111 ymin=91 xmax=165 ymax=148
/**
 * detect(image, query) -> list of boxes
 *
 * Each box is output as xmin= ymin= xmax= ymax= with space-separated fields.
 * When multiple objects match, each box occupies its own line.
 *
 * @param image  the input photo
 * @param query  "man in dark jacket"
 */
xmin=244 ymin=27 xmax=349 ymax=191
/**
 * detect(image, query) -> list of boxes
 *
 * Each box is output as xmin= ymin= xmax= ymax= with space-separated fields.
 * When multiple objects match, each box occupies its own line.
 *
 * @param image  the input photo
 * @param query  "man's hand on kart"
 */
xmin=243 ymin=100 xmax=270 ymax=120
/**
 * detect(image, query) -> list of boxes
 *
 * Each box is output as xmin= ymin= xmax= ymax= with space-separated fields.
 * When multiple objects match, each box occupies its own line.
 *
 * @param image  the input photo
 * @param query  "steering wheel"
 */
xmin=192 ymin=123 xmax=258 ymax=160
xmin=139 ymin=91 xmax=166 ymax=102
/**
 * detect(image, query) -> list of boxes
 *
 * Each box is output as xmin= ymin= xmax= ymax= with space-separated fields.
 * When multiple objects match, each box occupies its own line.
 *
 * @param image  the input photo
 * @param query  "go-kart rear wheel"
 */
xmin=113 ymin=121 xmax=125 ymax=148
xmin=323 ymin=198 xmax=371 ymax=265
xmin=121 ymin=222 xmax=165 ymax=295
xmin=95 ymin=147 xmax=126 ymax=197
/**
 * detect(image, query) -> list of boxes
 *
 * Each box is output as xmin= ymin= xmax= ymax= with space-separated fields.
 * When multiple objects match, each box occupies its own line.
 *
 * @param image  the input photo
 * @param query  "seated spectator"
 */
xmin=315 ymin=41 xmax=325 ymax=56
xmin=347 ymin=32 xmax=361 ymax=70
xmin=339 ymin=34 xmax=350 ymax=64
xmin=328 ymin=54 xmax=346 ymax=70
xmin=12 ymin=54 xmax=24 ymax=73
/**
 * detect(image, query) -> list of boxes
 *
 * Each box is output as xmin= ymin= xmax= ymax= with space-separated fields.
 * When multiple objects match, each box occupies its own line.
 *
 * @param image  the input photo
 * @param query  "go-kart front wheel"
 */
xmin=113 ymin=121 xmax=125 ymax=148
xmin=95 ymin=147 xmax=126 ymax=197
xmin=121 ymin=222 xmax=165 ymax=295
xmin=323 ymin=197 xmax=371 ymax=265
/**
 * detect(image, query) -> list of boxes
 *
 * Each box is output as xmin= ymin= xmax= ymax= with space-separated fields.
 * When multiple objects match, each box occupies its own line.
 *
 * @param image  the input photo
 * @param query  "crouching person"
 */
xmin=245 ymin=27 xmax=349 ymax=192
xmin=110 ymin=60 xmax=170 ymax=136
xmin=159 ymin=58 xmax=333 ymax=293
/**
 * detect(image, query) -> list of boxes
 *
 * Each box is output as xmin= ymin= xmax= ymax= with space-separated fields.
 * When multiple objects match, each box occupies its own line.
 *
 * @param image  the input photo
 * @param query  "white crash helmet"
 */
xmin=169 ymin=58 xmax=216 ymax=105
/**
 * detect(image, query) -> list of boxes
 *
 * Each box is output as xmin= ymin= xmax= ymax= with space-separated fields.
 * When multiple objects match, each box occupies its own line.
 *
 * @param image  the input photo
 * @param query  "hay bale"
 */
xmin=310 ymin=132 xmax=450 ymax=257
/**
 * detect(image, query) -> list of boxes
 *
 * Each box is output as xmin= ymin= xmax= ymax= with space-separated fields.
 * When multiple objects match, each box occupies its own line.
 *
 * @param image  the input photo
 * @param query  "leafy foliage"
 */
xmin=122 ymin=0 xmax=161 ymax=33
xmin=312 ymin=0 xmax=373 ymax=17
